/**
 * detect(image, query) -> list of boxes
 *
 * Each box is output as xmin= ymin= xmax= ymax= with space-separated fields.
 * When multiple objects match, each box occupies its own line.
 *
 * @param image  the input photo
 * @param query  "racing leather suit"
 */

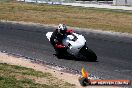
xmin=50 ymin=29 xmax=73 ymax=53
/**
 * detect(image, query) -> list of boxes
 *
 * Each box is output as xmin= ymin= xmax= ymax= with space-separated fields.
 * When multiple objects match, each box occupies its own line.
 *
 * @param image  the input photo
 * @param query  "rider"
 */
xmin=50 ymin=24 xmax=73 ymax=54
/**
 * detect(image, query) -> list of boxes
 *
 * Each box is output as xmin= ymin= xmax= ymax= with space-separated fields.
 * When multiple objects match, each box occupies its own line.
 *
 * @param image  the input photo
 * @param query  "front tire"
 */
xmin=86 ymin=49 xmax=97 ymax=61
xmin=80 ymin=46 xmax=97 ymax=61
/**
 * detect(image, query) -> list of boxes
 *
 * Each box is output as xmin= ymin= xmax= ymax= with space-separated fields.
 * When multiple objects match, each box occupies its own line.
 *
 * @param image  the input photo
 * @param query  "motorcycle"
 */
xmin=46 ymin=32 xmax=97 ymax=61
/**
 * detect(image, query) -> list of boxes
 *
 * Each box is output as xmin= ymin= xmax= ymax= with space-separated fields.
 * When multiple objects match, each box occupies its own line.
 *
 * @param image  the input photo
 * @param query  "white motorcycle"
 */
xmin=46 ymin=32 xmax=97 ymax=61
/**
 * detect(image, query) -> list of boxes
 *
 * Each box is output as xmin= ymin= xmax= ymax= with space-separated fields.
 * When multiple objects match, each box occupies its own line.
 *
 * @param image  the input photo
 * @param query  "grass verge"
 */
xmin=0 ymin=1 xmax=132 ymax=33
xmin=0 ymin=63 xmax=75 ymax=88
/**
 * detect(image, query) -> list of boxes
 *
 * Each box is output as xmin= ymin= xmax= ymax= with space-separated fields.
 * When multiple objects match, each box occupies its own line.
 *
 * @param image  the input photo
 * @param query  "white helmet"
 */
xmin=58 ymin=24 xmax=67 ymax=34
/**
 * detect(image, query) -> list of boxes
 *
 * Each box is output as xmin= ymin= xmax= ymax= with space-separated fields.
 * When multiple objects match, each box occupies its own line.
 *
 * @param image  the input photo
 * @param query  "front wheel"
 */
xmin=86 ymin=49 xmax=97 ymax=61
xmin=80 ymin=46 xmax=97 ymax=61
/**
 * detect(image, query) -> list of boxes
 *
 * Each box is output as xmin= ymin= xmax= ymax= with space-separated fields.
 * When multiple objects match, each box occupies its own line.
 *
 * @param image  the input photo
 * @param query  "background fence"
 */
xmin=17 ymin=0 xmax=132 ymax=5
xmin=17 ymin=0 xmax=113 ymax=4
xmin=17 ymin=0 xmax=75 ymax=3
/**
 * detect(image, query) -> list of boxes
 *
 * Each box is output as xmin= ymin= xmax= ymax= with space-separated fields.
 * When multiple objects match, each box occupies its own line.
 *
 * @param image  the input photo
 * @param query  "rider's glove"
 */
xmin=66 ymin=29 xmax=73 ymax=34
xmin=55 ymin=44 xmax=65 ymax=49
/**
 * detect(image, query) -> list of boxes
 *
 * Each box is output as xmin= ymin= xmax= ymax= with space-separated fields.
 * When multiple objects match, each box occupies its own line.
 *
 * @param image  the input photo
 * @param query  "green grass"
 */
xmin=0 ymin=76 xmax=57 ymax=88
xmin=0 ymin=2 xmax=132 ymax=33
xmin=0 ymin=63 xmax=52 ymax=77
xmin=0 ymin=63 xmax=75 ymax=88
xmin=0 ymin=76 xmax=52 ymax=88
xmin=0 ymin=0 xmax=13 ymax=2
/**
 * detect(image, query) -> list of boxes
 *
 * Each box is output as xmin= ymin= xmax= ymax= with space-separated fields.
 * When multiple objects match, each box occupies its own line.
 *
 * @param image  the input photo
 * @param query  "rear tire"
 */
xmin=55 ymin=48 xmax=68 ymax=58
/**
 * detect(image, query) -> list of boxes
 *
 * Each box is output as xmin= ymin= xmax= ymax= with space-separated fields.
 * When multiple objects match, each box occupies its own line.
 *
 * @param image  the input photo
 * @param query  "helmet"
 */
xmin=58 ymin=24 xmax=67 ymax=34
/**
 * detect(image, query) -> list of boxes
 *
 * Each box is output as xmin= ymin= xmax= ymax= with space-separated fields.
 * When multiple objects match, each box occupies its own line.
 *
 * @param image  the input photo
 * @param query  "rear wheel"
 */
xmin=55 ymin=48 xmax=68 ymax=58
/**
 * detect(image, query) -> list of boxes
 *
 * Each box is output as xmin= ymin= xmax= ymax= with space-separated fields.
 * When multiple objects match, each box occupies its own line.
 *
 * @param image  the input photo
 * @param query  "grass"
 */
xmin=0 ymin=2 xmax=132 ymax=33
xmin=0 ymin=0 xmax=14 ymax=2
xmin=0 ymin=63 xmax=75 ymax=88
xmin=0 ymin=76 xmax=51 ymax=88
xmin=0 ymin=63 xmax=52 ymax=77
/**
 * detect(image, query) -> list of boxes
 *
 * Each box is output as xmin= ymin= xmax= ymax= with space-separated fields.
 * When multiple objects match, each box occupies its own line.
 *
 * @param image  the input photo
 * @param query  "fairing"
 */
xmin=63 ymin=33 xmax=86 ymax=55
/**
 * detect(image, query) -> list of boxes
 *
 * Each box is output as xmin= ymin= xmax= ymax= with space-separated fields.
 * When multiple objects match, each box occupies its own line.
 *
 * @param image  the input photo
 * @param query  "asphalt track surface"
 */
xmin=0 ymin=22 xmax=132 ymax=82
